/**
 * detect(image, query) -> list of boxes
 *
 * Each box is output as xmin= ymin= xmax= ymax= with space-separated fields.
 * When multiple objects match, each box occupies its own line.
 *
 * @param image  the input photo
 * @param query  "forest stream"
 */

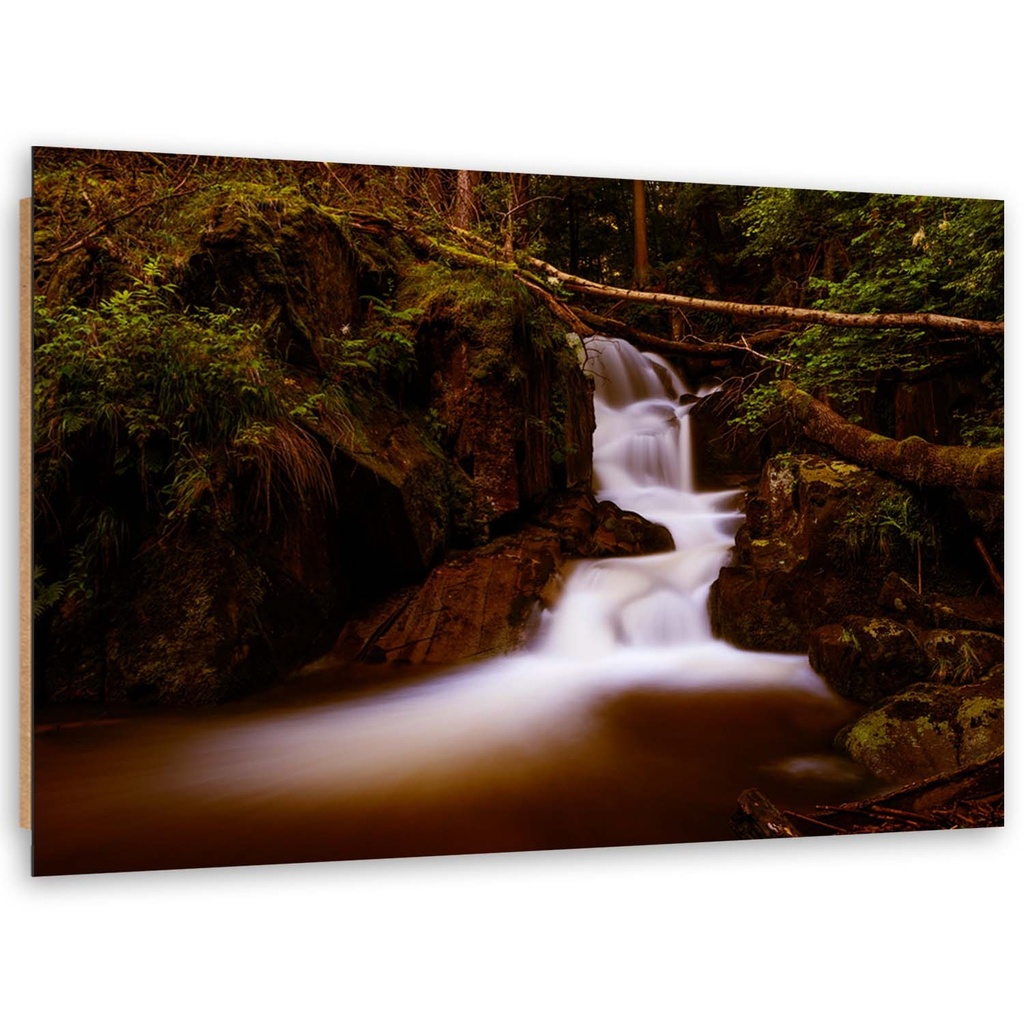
xmin=33 ymin=337 xmax=880 ymax=876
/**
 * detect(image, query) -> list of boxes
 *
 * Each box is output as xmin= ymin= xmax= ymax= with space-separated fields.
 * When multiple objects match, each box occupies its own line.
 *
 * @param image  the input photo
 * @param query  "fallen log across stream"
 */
xmin=523 ymin=254 xmax=1005 ymax=337
xmin=411 ymin=222 xmax=1006 ymax=338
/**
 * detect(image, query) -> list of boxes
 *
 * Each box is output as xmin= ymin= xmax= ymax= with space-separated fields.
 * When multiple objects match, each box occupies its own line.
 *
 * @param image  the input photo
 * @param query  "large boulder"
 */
xmin=589 ymin=501 xmax=674 ymax=558
xmin=333 ymin=491 xmax=673 ymax=666
xmin=184 ymin=198 xmax=361 ymax=369
xmin=40 ymin=403 xmax=458 ymax=706
xmin=808 ymin=618 xmax=930 ymax=705
xmin=710 ymin=455 xmax=927 ymax=651
xmin=407 ymin=269 xmax=594 ymax=539
xmin=836 ymin=666 xmax=1004 ymax=784
xmin=35 ymin=201 xmax=601 ymax=706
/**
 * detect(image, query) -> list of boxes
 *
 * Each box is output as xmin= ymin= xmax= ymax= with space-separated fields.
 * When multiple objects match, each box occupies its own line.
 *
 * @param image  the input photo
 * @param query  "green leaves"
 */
xmin=728 ymin=190 xmax=1004 ymax=433
xmin=33 ymin=272 xmax=365 ymax=624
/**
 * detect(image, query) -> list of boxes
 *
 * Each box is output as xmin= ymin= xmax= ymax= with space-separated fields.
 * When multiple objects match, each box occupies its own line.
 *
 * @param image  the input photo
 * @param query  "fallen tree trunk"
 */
xmin=777 ymin=381 xmax=1004 ymax=491
xmin=527 ymin=257 xmax=1004 ymax=337
xmin=568 ymin=306 xmax=736 ymax=357
xmin=370 ymin=221 xmax=1004 ymax=345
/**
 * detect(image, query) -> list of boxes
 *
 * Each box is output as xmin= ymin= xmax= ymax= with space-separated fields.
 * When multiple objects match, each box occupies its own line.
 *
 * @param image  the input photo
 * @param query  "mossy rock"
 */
xmin=183 ymin=198 xmax=361 ymax=369
xmin=741 ymin=454 xmax=937 ymax=575
xmin=411 ymin=265 xmax=593 ymax=532
xmin=921 ymin=629 xmax=1003 ymax=685
xmin=103 ymin=532 xmax=271 ymax=705
xmin=878 ymin=573 xmax=1004 ymax=634
xmin=837 ymin=671 xmax=1004 ymax=784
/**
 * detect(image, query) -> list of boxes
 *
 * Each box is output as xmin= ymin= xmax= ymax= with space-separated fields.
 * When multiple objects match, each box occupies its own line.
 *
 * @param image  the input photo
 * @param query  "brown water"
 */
xmin=32 ymin=661 xmax=875 ymax=875
xmin=32 ymin=337 xmax=878 ymax=876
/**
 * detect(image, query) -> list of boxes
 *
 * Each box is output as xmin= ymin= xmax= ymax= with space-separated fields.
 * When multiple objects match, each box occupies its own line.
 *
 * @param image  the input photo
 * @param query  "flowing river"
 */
xmin=33 ymin=337 xmax=876 ymax=875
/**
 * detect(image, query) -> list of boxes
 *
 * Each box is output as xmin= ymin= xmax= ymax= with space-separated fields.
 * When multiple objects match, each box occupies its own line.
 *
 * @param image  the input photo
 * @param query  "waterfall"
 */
xmin=536 ymin=336 xmax=743 ymax=657
xmin=38 ymin=335 xmax=869 ymax=875
xmin=186 ymin=336 xmax=837 ymax=801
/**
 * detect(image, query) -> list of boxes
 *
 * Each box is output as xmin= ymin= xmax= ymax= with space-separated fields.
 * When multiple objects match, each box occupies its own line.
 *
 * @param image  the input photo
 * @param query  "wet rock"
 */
xmin=709 ymin=569 xmax=808 ymax=653
xmin=589 ymin=501 xmax=675 ymax=558
xmin=836 ymin=668 xmax=1004 ymax=785
xmin=809 ymin=617 xmax=930 ymax=704
xmin=336 ymin=529 xmax=563 ymax=665
xmin=710 ymin=455 xmax=937 ymax=652
xmin=808 ymin=616 xmax=1004 ymax=703
xmin=334 ymin=492 xmax=674 ymax=666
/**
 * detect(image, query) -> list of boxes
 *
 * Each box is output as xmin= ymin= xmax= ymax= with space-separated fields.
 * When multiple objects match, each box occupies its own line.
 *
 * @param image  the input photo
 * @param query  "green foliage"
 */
xmin=733 ymin=188 xmax=859 ymax=263
xmin=728 ymin=380 xmax=786 ymax=434
xmin=344 ymin=296 xmax=422 ymax=383
xmin=398 ymin=261 xmax=543 ymax=353
xmin=32 ymin=565 xmax=67 ymax=618
xmin=833 ymin=481 xmax=938 ymax=565
xmin=32 ymin=276 xmax=351 ymax=613
xmin=954 ymin=401 xmax=1004 ymax=447
xmin=729 ymin=189 xmax=1003 ymax=433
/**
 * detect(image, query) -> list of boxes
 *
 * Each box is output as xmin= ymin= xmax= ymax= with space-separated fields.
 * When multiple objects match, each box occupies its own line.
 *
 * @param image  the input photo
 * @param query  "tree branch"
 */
xmin=37 ymin=178 xmax=202 ymax=266
xmin=527 ymin=257 xmax=1004 ymax=337
xmin=778 ymin=380 xmax=1003 ymax=490
xmin=568 ymin=306 xmax=735 ymax=357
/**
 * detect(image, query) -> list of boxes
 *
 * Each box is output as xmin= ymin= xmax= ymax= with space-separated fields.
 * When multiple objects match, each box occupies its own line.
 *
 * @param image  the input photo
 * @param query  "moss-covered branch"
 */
xmin=778 ymin=381 xmax=1003 ymax=490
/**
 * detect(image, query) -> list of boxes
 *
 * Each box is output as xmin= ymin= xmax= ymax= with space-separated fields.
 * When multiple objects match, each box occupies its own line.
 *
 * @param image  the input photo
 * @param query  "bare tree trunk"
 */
xmin=503 ymin=172 xmax=529 ymax=259
xmin=778 ymin=381 xmax=1003 ymax=491
xmin=454 ymin=169 xmax=481 ymax=229
xmin=632 ymin=179 xmax=650 ymax=288
xmin=568 ymin=181 xmax=580 ymax=277
xmin=425 ymin=168 xmax=447 ymax=214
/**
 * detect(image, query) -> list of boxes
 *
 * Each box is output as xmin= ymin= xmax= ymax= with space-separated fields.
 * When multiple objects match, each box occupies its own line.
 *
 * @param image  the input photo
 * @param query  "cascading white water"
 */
xmin=537 ymin=336 xmax=742 ymax=656
xmin=35 ymin=335 xmax=871 ymax=873
xmin=178 ymin=336 xmax=839 ymax=798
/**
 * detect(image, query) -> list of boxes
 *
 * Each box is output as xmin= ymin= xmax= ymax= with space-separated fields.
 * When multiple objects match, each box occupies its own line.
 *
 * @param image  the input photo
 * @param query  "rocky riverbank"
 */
xmin=34 ymin=191 xmax=603 ymax=705
xmin=714 ymin=452 xmax=1003 ymax=827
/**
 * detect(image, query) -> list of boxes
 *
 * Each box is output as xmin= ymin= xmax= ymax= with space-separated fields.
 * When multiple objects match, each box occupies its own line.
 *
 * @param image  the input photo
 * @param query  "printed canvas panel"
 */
xmin=28 ymin=147 xmax=1004 ymax=875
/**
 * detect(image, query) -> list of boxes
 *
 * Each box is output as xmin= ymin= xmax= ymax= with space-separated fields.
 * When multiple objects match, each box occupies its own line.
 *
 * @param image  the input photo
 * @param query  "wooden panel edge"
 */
xmin=20 ymin=197 xmax=31 ymax=830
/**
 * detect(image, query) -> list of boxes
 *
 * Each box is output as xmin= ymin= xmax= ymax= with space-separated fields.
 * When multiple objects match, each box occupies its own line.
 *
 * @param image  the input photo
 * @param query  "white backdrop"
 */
xmin=3 ymin=4 xmax=1019 ymax=1021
